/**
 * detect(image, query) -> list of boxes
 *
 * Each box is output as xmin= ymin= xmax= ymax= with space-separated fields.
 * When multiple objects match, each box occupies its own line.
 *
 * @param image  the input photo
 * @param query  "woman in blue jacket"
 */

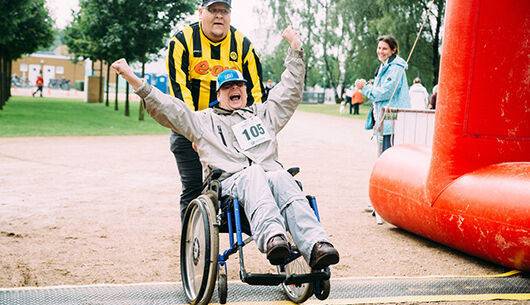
xmin=355 ymin=35 xmax=410 ymax=154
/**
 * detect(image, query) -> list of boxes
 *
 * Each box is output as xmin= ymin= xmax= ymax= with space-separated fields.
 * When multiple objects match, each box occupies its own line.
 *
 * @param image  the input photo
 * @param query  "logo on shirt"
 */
xmin=194 ymin=60 xmax=239 ymax=77
xmin=230 ymin=51 xmax=237 ymax=60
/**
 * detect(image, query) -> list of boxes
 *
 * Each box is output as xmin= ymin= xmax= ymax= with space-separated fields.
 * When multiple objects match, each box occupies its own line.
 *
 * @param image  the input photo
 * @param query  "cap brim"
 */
xmin=205 ymin=1 xmax=231 ymax=8
xmin=217 ymin=79 xmax=247 ymax=91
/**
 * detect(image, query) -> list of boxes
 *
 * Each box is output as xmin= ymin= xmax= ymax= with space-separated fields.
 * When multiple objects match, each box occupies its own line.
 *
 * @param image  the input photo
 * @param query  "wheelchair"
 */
xmin=180 ymin=168 xmax=332 ymax=304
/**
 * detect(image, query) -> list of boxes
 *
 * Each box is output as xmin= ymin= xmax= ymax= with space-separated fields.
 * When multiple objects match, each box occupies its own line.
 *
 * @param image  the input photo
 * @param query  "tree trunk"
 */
xmin=0 ymin=56 xmax=5 ymax=109
xmin=115 ymin=72 xmax=119 ymax=111
xmin=138 ymin=60 xmax=145 ymax=121
xmin=125 ymin=82 xmax=130 ymax=117
xmin=432 ymin=0 xmax=444 ymax=85
xmin=99 ymin=60 xmax=103 ymax=103
xmin=105 ymin=61 xmax=110 ymax=106
xmin=7 ymin=60 xmax=12 ymax=100
xmin=0 ymin=56 xmax=9 ymax=109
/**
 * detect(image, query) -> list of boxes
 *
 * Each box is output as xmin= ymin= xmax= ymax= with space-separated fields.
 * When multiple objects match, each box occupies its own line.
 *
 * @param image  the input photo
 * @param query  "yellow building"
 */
xmin=12 ymin=52 xmax=85 ymax=87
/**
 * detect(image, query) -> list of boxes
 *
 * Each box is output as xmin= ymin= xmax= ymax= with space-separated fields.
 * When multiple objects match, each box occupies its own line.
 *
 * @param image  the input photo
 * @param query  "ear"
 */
xmin=198 ymin=7 xmax=204 ymax=18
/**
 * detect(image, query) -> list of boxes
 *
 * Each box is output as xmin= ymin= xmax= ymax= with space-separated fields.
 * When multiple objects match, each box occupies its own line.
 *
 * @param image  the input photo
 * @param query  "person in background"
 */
xmin=355 ymin=35 xmax=410 ymax=154
xmin=355 ymin=35 xmax=410 ymax=219
xmin=166 ymin=0 xmax=265 ymax=221
xmin=428 ymin=84 xmax=438 ymax=110
xmin=345 ymin=87 xmax=353 ymax=114
xmin=263 ymin=79 xmax=274 ymax=101
xmin=409 ymin=77 xmax=429 ymax=109
xmin=32 ymin=71 xmax=44 ymax=98
xmin=351 ymin=87 xmax=363 ymax=115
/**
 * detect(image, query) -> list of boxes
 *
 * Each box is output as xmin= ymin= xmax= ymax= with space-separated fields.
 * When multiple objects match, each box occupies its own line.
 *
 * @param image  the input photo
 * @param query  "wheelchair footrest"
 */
xmin=284 ymin=270 xmax=330 ymax=285
xmin=242 ymin=273 xmax=286 ymax=286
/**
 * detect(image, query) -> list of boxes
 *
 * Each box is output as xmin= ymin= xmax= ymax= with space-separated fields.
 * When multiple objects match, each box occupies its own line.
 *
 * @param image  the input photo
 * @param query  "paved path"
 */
xmin=0 ymin=110 xmax=519 ymax=304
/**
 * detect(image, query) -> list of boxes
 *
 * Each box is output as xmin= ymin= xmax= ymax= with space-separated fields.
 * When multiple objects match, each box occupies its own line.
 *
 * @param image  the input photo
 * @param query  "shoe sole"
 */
xmin=267 ymin=246 xmax=290 ymax=265
xmin=311 ymin=253 xmax=339 ymax=270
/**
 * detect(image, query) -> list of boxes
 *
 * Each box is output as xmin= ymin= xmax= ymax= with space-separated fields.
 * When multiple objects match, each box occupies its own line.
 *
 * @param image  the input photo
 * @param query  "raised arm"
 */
xmin=111 ymin=59 xmax=202 ymax=142
xmin=262 ymin=26 xmax=305 ymax=133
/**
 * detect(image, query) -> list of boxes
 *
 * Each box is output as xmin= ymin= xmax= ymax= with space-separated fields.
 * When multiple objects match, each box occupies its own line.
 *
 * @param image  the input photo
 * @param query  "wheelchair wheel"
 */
xmin=181 ymin=195 xmax=219 ymax=305
xmin=278 ymin=233 xmax=313 ymax=304
xmin=218 ymin=269 xmax=227 ymax=304
xmin=314 ymin=279 xmax=330 ymax=300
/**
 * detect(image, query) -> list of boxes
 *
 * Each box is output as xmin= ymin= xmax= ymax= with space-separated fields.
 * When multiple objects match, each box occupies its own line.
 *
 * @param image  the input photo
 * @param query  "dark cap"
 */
xmin=202 ymin=0 xmax=231 ymax=8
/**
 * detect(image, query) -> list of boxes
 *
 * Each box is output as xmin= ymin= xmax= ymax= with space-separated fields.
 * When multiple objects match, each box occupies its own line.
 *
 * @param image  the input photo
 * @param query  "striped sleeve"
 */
xmin=241 ymin=37 xmax=264 ymax=105
xmin=166 ymin=32 xmax=194 ymax=110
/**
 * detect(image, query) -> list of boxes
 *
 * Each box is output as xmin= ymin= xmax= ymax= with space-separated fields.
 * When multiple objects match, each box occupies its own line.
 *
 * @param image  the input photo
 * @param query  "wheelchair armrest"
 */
xmin=287 ymin=167 xmax=300 ymax=177
xmin=203 ymin=168 xmax=223 ymax=189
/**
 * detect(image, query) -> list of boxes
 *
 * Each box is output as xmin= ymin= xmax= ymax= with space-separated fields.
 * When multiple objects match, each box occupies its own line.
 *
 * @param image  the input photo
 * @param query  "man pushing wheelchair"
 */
xmin=112 ymin=26 xmax=339 ymax=271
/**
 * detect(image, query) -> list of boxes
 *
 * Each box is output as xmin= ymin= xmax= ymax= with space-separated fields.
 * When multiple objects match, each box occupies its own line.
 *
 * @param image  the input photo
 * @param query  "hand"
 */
xmin=355 ymin=79 xmax=367 ymax=90
xmin=111 ymin=58 xmax=143 ymax=90
xmin=282 ymin=26 xmax=302 ymax=51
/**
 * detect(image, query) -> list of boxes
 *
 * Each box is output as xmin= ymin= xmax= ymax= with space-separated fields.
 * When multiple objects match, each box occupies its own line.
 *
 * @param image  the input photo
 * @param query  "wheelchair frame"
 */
xmin=180 ymin=168 xmax=331 ymax=304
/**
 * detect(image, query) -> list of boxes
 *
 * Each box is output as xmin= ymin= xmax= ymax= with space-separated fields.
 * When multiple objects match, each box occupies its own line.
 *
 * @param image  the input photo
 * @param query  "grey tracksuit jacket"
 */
xmin=134 ymin=48 xmax=305 ymax=180
xmin=135 ymin=47 xmax=329 ymax=260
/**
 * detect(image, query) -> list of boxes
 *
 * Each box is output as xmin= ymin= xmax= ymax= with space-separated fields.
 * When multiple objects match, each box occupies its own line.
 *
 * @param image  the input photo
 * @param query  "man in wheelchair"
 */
xmin=111 ymin=26 xmax=339 ymax=270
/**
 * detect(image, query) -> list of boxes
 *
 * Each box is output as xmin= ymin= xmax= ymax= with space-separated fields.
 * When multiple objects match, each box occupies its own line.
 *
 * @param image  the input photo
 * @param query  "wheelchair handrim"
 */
xmin=181 ymin=200 xmax=211 ymax=303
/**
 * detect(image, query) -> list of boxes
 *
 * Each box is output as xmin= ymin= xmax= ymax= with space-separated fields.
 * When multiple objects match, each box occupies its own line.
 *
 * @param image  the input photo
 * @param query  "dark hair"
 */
xmin=377 ymin=35 xmax=399 ymax=55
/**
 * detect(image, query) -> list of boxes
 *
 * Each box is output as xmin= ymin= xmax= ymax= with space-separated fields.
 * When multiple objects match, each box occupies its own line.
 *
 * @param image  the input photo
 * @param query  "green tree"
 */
xmin=263 ymin=0 xmax=319 ymax=90
xmin=261 ymin=0 xmax=445 ymax=99
xmin=342 ymin=0 xmax=445 ymax=91
xmin=65 ymin=0 xmax=194 ymax=118
xmin=0 ymin=0 xmax=54 ymax=109
xmin=118 ymin=0 xmax=195 ymax=120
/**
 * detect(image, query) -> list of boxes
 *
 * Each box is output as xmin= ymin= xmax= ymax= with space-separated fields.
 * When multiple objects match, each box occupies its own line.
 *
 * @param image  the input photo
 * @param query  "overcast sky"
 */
xmin=46 ymin=0 xmax=263 ymax=39
xmin=45 ymin=0 xmax=276 ymax=73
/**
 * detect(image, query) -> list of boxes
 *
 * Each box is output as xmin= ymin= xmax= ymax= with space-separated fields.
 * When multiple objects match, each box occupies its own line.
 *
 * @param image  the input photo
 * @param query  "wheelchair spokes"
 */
xmin=181 ymin=196 xmax=219 ymax=305
xmin=181 ymin=169 xmax=332 ymax=304
xmin=277 ymin=232 xmax=313 ymax=303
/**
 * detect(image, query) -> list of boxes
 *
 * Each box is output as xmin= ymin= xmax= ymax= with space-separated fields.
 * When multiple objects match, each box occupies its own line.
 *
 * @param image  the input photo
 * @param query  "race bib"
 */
xmin=231 ymin=116 xmax=271 ymax=151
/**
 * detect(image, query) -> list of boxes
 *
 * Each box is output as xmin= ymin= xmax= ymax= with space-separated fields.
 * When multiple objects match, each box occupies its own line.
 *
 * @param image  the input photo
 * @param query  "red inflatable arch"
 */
xmin=369 ymin=0 xmax=530 ymax=271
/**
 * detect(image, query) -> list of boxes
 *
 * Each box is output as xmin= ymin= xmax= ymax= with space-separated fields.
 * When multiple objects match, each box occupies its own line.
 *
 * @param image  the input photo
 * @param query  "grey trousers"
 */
xmin=221 ymin=165 xmax=329 ymax=263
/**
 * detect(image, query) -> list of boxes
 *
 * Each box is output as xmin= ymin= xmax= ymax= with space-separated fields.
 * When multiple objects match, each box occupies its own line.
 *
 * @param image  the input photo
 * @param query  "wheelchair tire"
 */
xmin=181 ymin=195 xmax=219 ymax=305
xmin=314 ymin=279 xmax=330 ymax=300
xmin=277 ymin=233 xmax=313 ymax=304
xmin=218 ymin=271 xmax=227 ymax=304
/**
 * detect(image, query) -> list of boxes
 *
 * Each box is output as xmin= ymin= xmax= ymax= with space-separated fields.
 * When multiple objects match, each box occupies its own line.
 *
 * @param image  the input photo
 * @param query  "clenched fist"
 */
xmin=111 ymin=58 xmax=143 ymax=90
xmin=282 ymin=26 xmax=302 ymax=51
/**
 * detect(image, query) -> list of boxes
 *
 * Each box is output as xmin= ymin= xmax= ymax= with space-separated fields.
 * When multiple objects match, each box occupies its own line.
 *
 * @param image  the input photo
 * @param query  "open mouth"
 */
xmin=229 ymin=94 xmax=241 ymax=101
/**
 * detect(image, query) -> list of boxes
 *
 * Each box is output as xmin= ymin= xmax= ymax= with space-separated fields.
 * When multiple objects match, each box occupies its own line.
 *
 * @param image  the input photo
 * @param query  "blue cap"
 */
xmin=216 ymin=69 xmax=246 ymax=91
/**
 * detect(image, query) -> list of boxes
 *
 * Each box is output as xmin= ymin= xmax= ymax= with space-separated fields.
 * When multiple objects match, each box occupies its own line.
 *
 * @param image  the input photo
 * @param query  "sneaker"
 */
xmin=309 ymin=242 xmax=339 ymax=270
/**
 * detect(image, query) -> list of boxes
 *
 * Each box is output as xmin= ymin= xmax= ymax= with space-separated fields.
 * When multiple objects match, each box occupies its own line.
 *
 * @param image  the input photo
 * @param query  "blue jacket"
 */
xmin=363 ymin=54 xmax=410 ymax=135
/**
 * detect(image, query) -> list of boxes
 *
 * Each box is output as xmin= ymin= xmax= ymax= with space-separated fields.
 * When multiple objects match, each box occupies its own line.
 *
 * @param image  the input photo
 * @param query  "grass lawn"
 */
xmin=297 ymin=103 xmax=370 ymax=119
xmin=0 ymin=96 xmax=370 ymax=137
xmin=0 ymin=96 xmax=168 ymax=137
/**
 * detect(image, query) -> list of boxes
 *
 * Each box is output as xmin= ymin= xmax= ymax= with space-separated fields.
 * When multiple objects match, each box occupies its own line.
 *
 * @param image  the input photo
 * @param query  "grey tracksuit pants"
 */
xmin=221 ymin=164 xmax=329 ymax=263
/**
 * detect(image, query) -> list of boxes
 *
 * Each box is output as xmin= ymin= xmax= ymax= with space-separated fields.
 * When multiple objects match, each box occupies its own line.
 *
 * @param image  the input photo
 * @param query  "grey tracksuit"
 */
xmin=134 ymin=47 xmax=329 ymax=262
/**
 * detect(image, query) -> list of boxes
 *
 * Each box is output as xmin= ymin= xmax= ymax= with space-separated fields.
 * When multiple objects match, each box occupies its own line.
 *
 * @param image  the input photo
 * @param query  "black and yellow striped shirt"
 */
xmin=166 ymin=22 xmax=264 ymax=111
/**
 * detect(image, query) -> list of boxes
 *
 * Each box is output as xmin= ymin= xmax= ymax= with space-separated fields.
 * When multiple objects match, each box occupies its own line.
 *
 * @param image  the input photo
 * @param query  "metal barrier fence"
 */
xmin=301 ymin=91 xmax=324 ymax=104
xmin=389 ymin=108 xmax=436 ymax=146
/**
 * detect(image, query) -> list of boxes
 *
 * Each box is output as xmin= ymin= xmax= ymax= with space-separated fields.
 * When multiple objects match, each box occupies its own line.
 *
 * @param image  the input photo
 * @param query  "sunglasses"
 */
xmin=220 ymin=81 xmax=246 ymax=90
xmin=206 ymin=6 xmax=230 ymax=16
